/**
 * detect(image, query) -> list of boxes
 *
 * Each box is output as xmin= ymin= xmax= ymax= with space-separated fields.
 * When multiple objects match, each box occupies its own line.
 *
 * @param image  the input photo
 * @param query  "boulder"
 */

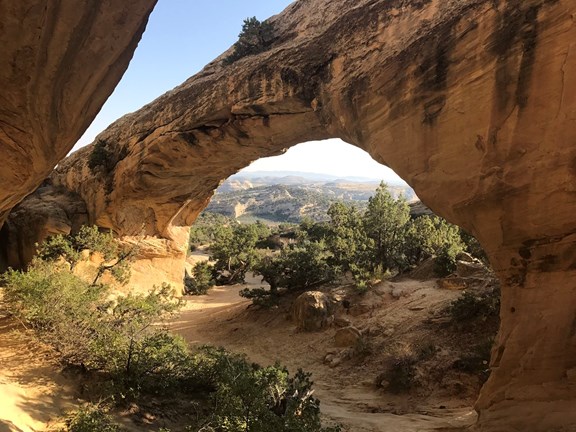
xmin=334 ymin=326 xmax=363 ymax=347
xmin=291 ymin=291 xmax=334 ymax=331
xmin=455 ymin=260 xmax=487 ymax=278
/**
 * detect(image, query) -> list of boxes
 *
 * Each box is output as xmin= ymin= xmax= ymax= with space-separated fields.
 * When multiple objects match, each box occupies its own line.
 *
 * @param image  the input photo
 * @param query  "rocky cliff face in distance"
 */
xmin=0 ymin=0 xmax=158 ymax=227
xmin=3 ymin=0 xmax=576 ymax=430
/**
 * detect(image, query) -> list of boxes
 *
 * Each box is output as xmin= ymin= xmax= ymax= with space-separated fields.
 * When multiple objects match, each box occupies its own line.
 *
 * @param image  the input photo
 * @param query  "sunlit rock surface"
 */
xmin=4 ymin=0 xmax=576 ymax=429
xmin=0 ymin=0 xmax=157 ymax=226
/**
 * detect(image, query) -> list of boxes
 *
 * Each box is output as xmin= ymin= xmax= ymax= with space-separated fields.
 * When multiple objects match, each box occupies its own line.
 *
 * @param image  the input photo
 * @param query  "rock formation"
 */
xmin=0 ymin=0 xmax=157 ymax=227
xmin=3 ymin=0 xmax=576 ymax=430
xmin=0 ymin=183 xmax=87 ymax=271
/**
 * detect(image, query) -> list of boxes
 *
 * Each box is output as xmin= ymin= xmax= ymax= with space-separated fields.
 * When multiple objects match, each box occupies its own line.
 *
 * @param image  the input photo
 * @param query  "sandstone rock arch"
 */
xmin=3 ymin=0 xmax=576 ymax=430
xmin=0 ymin=0 xmax=157 ymax=227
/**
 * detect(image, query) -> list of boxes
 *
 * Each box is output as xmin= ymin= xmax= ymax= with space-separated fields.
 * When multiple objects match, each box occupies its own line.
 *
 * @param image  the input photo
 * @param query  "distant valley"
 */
xmin=206 ymin=171 xmax=417 ymax=223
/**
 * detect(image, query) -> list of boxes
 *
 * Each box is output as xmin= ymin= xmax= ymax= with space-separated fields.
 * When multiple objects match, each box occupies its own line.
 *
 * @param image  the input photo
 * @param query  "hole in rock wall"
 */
xmin=203 ymin=138 xmax=416 ymax=226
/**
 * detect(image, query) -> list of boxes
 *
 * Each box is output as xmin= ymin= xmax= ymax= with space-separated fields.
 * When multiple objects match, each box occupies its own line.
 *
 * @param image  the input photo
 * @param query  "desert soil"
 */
xmin=0 ymin=251 xmax=478 ymax=432
xmin=173 ymin=253 xmax=478 ymax=432
xmin=0 ymin=315 xmax=76 ymax=432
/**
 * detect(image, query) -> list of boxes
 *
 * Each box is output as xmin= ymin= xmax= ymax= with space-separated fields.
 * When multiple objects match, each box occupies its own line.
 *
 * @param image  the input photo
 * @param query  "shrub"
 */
xmin=211 ymin=224 xmax=267 ymax=284
xmin=448 ymin=288 xmax=500 ymax=323
xmin=36 ymin=225 xmax=134 ymax=285
xmin=452 ymin=338 xmax=494 ymax=382
xmin=187 ymin=347 xmax=341 ymax=432
xmin=61 ymin=404 xmax=120 ymax=432
xmin=2 ymin=261 xmax=186 ymax=397
xmin=91 ymin=285 xmax=187 ymax=392
xmin=403 ymin=215 xmax=464 ymax=268
xmin=223 ymin=17 xmax=275 ymax=65
xmin=1 ymin=260 xmax=108 ymax=364
xmin=87 ymin=139 xmax=127 ymax=176
xmin=434 ymin=243 xmax=461 ymax=277
xmin=184 ymin=261 xmax=215 ymax=295
xmin=386 ymin=355 xmax=417 ymax=393
xmin=88 ymin=139 xmax=113 ymax=173
xmin=188 ymin=212 xmax=235 ymax=251
xmin=239 ymin=287 xmax=278 ymax=307
xmin=460 ymin=229 xmax=489 ymax=264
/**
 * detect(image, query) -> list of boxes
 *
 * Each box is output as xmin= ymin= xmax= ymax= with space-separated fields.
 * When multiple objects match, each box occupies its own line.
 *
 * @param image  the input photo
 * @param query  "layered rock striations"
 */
xmin=0 ymin=0 xmax=157 ymax=227
xmin=5 ymin=0 xmax=576 ymax=430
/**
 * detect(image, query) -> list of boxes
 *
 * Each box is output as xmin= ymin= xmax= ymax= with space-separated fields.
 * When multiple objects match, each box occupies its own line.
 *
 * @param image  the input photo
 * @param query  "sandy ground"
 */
xmin=0 ymin=315 xmax=76 ymax=432
xmin=173 ymin=253 xmax=477 ymax=432
xmin=0 ymin=250 xmax=477 ymax=432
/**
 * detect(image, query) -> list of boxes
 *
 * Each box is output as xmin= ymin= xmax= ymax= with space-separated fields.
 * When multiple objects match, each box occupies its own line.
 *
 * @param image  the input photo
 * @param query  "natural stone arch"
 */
xmin=9 ymin=0 xmax=576 ymax=430
xmin=0 ymin=0 xmax=157 ymax=226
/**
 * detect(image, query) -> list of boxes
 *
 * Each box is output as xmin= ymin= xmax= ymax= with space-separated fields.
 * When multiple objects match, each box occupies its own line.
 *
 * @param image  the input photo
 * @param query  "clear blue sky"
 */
xmin=75 ymin=1 xmax=403 ymax=183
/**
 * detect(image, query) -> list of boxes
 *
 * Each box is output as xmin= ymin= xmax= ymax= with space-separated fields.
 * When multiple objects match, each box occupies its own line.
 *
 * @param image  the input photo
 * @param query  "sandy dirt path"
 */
xmin=0 ymin=316 xmax=76 ymax=432
xmin=171 ymin=276 xmax=476 ymax=432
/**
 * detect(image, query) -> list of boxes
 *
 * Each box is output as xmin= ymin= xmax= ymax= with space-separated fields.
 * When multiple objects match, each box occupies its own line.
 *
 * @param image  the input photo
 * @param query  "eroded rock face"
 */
xmin=7 ymin=0 xmax=576 ymax=430
xmin=0 ymin=184 xmax=87 ymax=271
xmin=0 ymin=0 xmax=157 ymax=227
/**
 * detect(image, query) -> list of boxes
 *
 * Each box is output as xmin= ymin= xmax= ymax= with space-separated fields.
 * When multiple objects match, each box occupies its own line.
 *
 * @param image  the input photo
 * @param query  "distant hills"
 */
xmin=206 ymin=171 xmax=416 ymax=223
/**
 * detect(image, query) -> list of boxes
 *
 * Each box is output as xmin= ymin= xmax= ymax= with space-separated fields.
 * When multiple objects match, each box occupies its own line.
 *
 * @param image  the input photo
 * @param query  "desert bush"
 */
xmin=433 ymin=243 xmax=461 ymax=277
xmin=60 ymin=404 xmax=120 ymax=432
xmin=363 ymin=182 xmax=410 ymax=272
xmin=459 ymin=229 xmax=489 ymax=264
xmin=223 ymin=17 xmax=275 ymax=65
xmin=448 ymin=288 xmax=500 ymax=323
xmin=239 ymin=287 xmax=278 ymax=307
xmin=1 ymin=260 xmax=108 ymax=364
xmin=187 ymin=347 xmax=340 ymax=432
xmin=184 ymin=261 xmax=215 ymax=295
xmin=91 ymin=285 xmax=187 ymax=393
xmin=2 ymin=260 xmax=186 ymax=396
xmin=452 ymin=338 xmax=494 ymax=382
xmin=403 ymin=215 xmax=464 ymax=268
xmin=379 ymin=354 xmax=418 ymax=394
xmin=37 ymin=225 xmax=133 ymax=285
xmin=87 ymin=139 xmax=127 ymax=175
xmin=211 ymin=223 xmax=269 ymax=284
xmin=188 ymin=212 xmax=235 ymax=251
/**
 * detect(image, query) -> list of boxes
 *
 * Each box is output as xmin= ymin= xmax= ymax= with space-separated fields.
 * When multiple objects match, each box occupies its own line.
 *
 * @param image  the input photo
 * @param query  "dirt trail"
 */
xmin=172 ymin=273 xmax=477 ymax=432
xmin=0 ymin=316 xmax=75 ymax=432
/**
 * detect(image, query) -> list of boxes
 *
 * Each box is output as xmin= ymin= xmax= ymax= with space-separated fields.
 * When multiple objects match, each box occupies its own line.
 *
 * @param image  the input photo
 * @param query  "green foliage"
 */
xmin=325 ymin=202 xmax=374 ymax=282
xmin=2 ymin=259 xmax=185 ymax=397
xmin=184 ymin=261 xmax=215 ymax=295
xmin=244 ymin=241 xmax=336 ymax=306
xmin=404 ymin=215 xmax=464 ymax=268
xmin=189 ymin=212 xmax=235 ymax=250
xmin=448 ymin=289 xmax=501 ymax=324
xmin=91 ymin=285 xmax=187 ymax=391
xmin=434 ymin=243 xmax=462 ymax=277
xmin=223 ymin=17 xmax=275 ymax=65
xmin=239 ymin=287 xmax=278 ymax=307
xmin=36 ymin=235 xmax=81 ymax=265
xmin=260 ymin=241 xmax=336 ymax=292
xmin=36 ymin=225 xmax=133 ymax=285
xmin=460 ymin=229 xmax=489 ymax=264
xmin=363 ymin=182 xmax=410 ymax=272
xmin=187 ymin=347 xmax=341 ymax=432
xmin=88 ymin=139 xmax=112 ymax=173
xmin=211 ymin=223 xmax=270 ymax=284
xmin=61 ymin=404 xmax=120 ymax=432
xmin=87 ymin=139 xmax=127 ymax=175
xmin=1 ymin=260 xmax=108 ymax=364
